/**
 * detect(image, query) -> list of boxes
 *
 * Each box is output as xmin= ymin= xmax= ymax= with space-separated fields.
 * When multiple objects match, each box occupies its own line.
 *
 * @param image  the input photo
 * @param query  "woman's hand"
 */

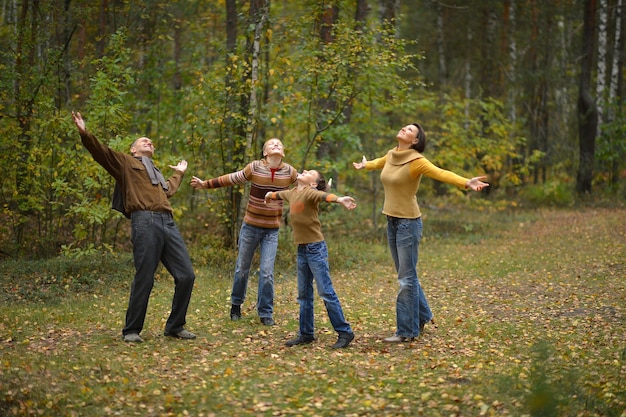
xmin=352 ymin=156 xmax=367 ymax=170
xmin=466 ymin=176 xmax=489 ymax=192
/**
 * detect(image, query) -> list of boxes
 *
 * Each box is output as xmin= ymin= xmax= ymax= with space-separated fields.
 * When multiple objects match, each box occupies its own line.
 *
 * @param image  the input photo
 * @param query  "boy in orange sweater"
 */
xmin=265 ymin=170 xmax=356 ymax=348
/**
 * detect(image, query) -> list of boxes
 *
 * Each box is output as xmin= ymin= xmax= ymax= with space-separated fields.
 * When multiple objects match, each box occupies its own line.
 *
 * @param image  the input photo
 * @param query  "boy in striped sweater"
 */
xmin=191 ymin=139 xmax=297 ymax=326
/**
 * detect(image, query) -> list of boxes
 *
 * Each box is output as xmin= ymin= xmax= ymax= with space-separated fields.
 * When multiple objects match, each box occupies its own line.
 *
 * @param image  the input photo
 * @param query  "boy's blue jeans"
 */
xmin=296 ymin=241 xmax=352 ymax=337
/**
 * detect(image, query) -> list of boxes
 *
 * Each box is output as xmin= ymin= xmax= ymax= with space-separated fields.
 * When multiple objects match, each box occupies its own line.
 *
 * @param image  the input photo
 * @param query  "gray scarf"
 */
xmin=137 ymin=156 xmax=168 ymax=191
xmin=111 ymin=156 xmax=168 ymax=219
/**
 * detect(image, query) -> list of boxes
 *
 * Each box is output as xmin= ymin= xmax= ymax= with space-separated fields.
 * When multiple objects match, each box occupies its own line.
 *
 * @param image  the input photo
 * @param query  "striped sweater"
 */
xmin=205 ymin=159 xmax=298 ymax=228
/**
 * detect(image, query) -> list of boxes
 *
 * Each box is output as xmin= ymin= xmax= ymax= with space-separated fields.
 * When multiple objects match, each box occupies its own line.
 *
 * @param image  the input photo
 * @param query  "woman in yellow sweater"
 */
xmin=353 ymin=123 xmax=488 ymax=342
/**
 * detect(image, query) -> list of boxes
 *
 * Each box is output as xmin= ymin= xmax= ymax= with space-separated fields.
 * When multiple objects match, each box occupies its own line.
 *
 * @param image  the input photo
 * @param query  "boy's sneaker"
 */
xmin=260 ymin=317 xmax=275 ymax=326
xmin=230 ymin=304 xmax=241 ymax=321
xmin=332 ymin=332 xmax=355 ymax=349
xmin=285 ymin=335 xmax=315 ymax=347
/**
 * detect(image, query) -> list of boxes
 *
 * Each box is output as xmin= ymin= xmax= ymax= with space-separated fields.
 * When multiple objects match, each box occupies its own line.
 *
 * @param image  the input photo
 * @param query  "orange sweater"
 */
xmin=366 ymin=148 xmax=469 ymax=219
xmin=269 ymin=187 xmax=338 ymax=244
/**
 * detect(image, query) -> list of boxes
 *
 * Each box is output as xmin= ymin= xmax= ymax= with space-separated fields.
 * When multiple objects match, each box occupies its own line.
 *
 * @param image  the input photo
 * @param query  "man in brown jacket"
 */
xmin=72 ymin=111 xmax=196 ymax=343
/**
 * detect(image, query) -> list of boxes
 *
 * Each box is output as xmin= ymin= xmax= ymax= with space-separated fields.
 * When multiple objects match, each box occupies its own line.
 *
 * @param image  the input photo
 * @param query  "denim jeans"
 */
xmin=231 ymin=222 xmax=278 ymax=318
xmin=296 ymin=241 xmax=352 ymax=337
xmin=387 ymin=216 xmax=433 ymax=338
xmin=124 ymin=211 xmax=195 ymax=336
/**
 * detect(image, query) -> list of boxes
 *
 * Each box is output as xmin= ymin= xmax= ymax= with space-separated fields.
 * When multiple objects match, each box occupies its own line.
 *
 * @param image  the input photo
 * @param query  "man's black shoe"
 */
xmin=331 ymin=331 xmax=354 ymax=349
xmin=230 ymin=304 xmax=241 ymax=321
xmin=285 ymin=335 xmax=315 ymax=347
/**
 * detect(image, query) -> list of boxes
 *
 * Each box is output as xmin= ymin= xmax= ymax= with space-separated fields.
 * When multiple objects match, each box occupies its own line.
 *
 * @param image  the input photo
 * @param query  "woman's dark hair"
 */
xmin=409 ymin=123 xmax=426 ymax=153
xmin=315 ymin=171 xmax=330 ymax=191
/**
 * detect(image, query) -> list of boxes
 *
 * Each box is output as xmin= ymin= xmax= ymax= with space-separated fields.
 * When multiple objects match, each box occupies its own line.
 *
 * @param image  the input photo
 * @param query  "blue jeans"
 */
xmin=296 ymin=241 xmax=352 ymax=337
xmin=124 ymin=211 xmax=195 ymax=336
xmin=387 ymin=216 xmax=433 ymax=338
xmin=231 ymin=222 xmax=278 ymax=318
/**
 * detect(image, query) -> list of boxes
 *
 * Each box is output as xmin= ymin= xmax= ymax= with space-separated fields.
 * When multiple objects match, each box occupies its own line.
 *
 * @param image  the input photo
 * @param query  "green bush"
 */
xmin=519 ymin=181 xmax=575 ymax=207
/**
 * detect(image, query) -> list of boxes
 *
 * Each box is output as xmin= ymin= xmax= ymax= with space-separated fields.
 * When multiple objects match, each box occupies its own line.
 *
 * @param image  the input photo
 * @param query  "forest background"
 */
xmin=1 ymin=1 xmax=625 ymax=416
xmin=0 ymin=0 xmax=625 ymax=256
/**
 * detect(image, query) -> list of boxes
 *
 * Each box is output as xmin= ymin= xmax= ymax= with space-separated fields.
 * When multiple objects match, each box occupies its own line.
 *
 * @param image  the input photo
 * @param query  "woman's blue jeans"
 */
xmin=386 ymin=216 xmax=433 ymax=338
xmin=231 ymin=222 xmax=278 ymax=319
xmin=296 ymin=241 xmax=352 ymax=337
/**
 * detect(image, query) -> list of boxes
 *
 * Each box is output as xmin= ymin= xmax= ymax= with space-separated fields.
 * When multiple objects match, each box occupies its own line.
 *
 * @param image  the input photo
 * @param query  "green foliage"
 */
xmin=596 ymin=104 xmax=626 ymax=192
xmin=418 ymin=93 xmax=528 ymax=189
xmin=519 ymin=180 xmax=575 ymax=207
xmin=272 ymin=15 xmax=422 ymax=170
xmin=0 ymin=1 xmax=624 ymax=257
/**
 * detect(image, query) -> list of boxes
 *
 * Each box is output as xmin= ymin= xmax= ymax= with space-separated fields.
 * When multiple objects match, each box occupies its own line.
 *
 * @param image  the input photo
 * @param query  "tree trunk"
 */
xmin=504 ymin=0 xmax=517 ymax=124
xmin=435 ymin=0 xmax=447 ymax=91
xmin=313 ymin=2 xmax=339 ymax=166
xmin=96 ymin=0 xmax=108 ymax=57
xmin=481 ymin=5 xmax=498 ymax=97
xmin=224 ymin=0 xmax=239 ymax=247
xmin=576 ymin=0 xmax=598 ymax=194
xmin=14 ymin=0 xmax=39 ymax=244
xmin=235 ymin=0 xmax=269 ymax=232
xmin=607 ymin=0 xmax=624 ymax=185
xmin=464 ymin=26 xmax=472 ymax=117
xmin=596 ymin=0 xmax=608 ymax=136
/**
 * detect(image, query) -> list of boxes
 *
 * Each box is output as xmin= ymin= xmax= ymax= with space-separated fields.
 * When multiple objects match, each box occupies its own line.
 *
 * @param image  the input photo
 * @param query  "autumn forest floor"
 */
xmin=1 ymin=207 xmax=625 ymax=416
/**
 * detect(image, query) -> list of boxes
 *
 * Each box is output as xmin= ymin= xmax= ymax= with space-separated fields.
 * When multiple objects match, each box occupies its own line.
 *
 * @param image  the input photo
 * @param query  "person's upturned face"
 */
xmin=263 ymin=139 xmax=285 ymax=158
xmin=396 ymin=125 xmax=419 ymax=146
xmin=131 ymin=137 xmax=155 ymax=157
xmin=297 ymin=170 xmax=319 ymax=187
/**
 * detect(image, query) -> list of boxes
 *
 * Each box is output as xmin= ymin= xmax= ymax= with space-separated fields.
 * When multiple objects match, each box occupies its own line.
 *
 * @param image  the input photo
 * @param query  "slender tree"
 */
xmin=577 ymin=0 xmax=598 ymax=193
xmin=596 ymin=0 xmax=608 ymax=136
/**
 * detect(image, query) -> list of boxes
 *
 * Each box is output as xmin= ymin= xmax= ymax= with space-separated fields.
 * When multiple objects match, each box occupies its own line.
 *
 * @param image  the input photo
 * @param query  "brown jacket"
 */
xmin=79 ymin=131 xmax=183 ymax=214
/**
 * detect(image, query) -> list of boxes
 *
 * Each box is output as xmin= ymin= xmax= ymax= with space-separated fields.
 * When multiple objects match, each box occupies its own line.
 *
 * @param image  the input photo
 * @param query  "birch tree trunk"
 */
xmin=607 ymin=0 xmax=624 ymax=185
xmin=596 ymin=0 xmax=608 ymax=136
xmin=608 ymin=0 xmax=623 ymax=120
xmin=245 ymin=0 xmax=268 ymax=158
xmin=234 ymin=0 xmax=270 ymax=243
xmin=224 ymin=0 xmax=240 ymax=246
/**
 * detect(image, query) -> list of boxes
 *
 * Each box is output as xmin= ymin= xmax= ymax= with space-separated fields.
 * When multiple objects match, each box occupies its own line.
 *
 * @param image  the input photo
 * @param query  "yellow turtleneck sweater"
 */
xmin=366 ymin=148 xmax=469 ymax=219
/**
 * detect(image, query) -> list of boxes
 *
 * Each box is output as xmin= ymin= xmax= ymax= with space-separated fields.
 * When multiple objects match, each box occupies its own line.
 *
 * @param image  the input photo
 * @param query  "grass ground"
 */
xmin=1 ymin=207 xmax=625 ymax=416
